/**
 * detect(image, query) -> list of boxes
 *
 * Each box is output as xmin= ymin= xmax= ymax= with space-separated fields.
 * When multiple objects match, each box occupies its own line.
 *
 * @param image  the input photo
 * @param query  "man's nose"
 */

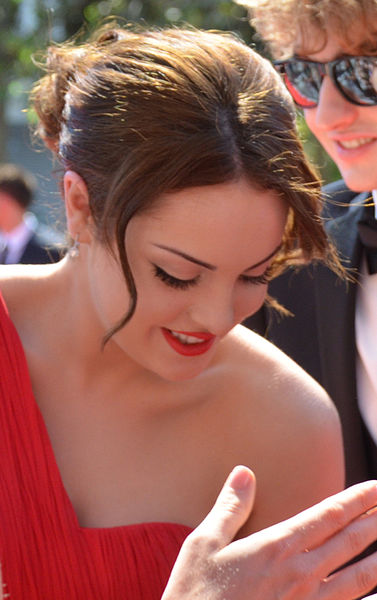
xmin=311 ymin=75 xmax=358 ymax=130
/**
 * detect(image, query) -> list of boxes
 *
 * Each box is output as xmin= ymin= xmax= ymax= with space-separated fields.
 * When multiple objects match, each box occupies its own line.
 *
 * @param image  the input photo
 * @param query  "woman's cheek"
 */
xmin=237 ymin=285 xmax=268 ymax=322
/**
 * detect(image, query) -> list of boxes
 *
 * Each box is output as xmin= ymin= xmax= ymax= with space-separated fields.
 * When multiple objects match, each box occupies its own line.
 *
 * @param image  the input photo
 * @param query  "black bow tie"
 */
xmin=357 ymin=203 xmax=377 ymax=275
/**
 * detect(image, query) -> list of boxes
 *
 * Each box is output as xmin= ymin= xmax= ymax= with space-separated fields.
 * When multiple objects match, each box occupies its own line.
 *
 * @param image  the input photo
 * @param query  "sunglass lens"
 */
xmin=335 ymin=57 xmax=377 ymax=105
xmin=284 ymin=62 xmax=321 ymax=108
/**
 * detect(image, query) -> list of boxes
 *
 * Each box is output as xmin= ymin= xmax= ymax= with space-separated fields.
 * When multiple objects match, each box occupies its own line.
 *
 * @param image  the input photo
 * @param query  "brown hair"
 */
xmin=0 ymin=163 xmax=36 ymax=209
xmin=237 ymin=0 xmax=377 ymax=59
xmin=31 ymin=23 xmax=339 ymax=337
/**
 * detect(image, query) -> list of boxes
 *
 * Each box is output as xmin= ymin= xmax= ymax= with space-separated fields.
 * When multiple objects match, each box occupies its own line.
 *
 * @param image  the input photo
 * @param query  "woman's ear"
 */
xmin=64 ymin=170 xmax=93 ymax=244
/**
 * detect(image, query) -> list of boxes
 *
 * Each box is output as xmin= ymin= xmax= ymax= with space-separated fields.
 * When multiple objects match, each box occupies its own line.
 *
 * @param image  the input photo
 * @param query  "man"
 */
xmin=0 ymin=163 xmax=61 ymax=264
xmin=238 ymin=0 xmax=377 ymax=489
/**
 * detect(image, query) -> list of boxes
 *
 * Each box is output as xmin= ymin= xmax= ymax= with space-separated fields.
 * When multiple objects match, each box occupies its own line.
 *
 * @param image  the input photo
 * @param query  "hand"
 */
xmin=162 ymin=466 xmax=377 ymax=599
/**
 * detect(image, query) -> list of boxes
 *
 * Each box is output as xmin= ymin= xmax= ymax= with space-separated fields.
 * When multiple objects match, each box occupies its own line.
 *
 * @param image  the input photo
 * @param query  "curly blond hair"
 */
xmin=237 ymin=0 xmax=377 ymax=58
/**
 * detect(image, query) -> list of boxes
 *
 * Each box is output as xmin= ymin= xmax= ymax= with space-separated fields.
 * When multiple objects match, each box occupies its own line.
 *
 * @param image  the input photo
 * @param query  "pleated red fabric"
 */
xmin=0 ymin=293 xmax=192 ymax=599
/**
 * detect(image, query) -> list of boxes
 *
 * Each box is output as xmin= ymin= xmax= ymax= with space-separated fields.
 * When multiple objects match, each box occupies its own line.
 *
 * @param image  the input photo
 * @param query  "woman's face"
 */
xmin=88 ymin=177 xmax=287 ymax=381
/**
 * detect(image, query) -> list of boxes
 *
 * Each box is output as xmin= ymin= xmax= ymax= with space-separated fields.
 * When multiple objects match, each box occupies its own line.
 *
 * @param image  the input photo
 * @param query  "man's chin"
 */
xmin=339 ymin=169 xmax=374 ymax=193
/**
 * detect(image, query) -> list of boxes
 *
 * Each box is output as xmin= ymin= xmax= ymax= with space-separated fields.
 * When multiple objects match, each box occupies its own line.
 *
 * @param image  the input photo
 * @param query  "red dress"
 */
xmin=0 ymin=293 xmax=191 ymax=599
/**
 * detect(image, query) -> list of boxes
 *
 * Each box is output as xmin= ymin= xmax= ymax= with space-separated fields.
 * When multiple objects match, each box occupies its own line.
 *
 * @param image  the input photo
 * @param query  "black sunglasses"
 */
xmin=274 ymin=56 xmax=377 ymax=108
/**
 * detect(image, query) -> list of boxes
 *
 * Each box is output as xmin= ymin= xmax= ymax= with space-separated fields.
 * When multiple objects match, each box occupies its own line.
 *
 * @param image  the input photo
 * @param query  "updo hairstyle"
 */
xmin=31 ymin=24 xmax=339 ymax=334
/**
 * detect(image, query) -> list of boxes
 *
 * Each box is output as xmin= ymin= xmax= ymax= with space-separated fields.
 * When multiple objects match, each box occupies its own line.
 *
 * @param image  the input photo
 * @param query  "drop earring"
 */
xmin=68 ymin=234 xmax=80 ymax=259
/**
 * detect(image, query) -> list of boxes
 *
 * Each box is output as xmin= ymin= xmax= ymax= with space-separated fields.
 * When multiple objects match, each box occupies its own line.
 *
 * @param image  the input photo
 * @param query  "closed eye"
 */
xmin=239 ymin=268 xmax=272 ymax=286
xmin=153 ymin=264 xmax=199 ymax=290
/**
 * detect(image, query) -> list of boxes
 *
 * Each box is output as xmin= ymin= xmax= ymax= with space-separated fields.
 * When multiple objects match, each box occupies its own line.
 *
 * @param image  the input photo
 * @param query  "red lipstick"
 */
xmin=162 ymin=328 xmax=215 ymax=357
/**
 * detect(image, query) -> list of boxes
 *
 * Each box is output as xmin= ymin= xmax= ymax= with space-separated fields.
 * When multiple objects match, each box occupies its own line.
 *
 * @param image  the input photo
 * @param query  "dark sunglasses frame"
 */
xmin=274 ymin=56 xmax=377 ymax=108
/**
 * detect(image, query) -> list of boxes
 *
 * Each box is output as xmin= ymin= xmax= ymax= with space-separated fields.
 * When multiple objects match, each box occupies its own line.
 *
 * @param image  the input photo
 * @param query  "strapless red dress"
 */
xmin=0 ymin=292 xmax=191 ymax=599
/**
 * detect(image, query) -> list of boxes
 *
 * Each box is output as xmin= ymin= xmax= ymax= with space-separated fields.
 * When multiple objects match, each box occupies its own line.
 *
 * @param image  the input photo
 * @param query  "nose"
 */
xmin=311 ymin=75 xmax=358 ymax=130
xmin=189 ymin=287 xmax=236 ymax=337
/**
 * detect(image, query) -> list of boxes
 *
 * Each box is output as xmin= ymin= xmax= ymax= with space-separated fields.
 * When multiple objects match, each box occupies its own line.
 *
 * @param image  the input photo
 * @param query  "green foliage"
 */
xmin=41 ymin=0 xmax=257 ymax=48
xmin=297 ymin=113 xmax=340 ymax=185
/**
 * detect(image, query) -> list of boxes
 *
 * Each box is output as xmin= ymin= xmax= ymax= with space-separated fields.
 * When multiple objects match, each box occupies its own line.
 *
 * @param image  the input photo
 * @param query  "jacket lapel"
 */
xmin=315 ymin=192 xmax=370 ymax=484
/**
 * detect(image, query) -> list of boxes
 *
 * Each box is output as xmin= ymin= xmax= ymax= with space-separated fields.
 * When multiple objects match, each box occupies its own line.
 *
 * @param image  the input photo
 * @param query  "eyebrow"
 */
xmin=153 ymin=243 xmax=282 ymax=272
xmin=245 ymin=244 xmax=282 ymax=271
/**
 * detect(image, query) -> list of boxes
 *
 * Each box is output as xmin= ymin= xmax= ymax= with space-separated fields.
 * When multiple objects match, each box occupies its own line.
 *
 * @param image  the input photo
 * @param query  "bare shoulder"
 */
xmin=221 ymin=323 xmax=338 ymax=426
xmin=214 ymin=324 xmax=344 ymax=533
xmin=0 ymin=263 xmax=60 ymax=325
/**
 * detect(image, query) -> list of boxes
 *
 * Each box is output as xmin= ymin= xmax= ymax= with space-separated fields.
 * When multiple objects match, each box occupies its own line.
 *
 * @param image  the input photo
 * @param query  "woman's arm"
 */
xmin=162 ymin=466 xmax=377 ymax=600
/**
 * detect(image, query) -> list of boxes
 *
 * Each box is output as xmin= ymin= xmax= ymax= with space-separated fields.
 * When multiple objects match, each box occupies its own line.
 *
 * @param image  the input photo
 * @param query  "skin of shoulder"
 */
xmin=0 ymin=263 xmax=58 ymax=295
xmin=0 ymin=263 xmax=60 ymax=323
xmin=214 ymin=323 xmax=345 ymax=537
xmin=0 ymin=263 xmax=66 ymax=365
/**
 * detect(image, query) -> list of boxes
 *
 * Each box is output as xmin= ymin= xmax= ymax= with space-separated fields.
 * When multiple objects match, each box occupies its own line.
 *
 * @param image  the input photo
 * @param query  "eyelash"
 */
xmin=240 ymin=271 xmax=271 ymax=286
xmin=153 ymin=265 xmax=199 ymax=289
xmin=153 ymin=264 xmax=272 ymax=290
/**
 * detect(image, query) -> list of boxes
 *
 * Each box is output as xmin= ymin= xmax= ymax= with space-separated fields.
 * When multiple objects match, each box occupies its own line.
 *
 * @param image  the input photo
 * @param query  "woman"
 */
xmin=0 ymin=24 xmax=354 ymax=598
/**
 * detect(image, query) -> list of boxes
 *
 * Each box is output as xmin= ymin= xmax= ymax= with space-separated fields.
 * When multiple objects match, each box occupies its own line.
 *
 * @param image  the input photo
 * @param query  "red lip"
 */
xmin=161 ymin=328 xmax=215 ymax=357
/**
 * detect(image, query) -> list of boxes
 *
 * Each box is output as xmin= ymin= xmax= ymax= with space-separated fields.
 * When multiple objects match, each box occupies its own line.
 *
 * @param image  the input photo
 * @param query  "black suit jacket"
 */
xmin=245 ymin=181 xmax=373 ymax=487
xmin=245 ymin=181 xmax=377 ymax=590
xmin=18 ymin=230 xmax=61 ymax=265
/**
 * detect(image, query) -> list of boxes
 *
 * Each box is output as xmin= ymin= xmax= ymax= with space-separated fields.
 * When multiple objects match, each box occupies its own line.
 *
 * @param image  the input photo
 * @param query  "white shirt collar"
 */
xmin=0 ymin=213 xmax=37 ymax=264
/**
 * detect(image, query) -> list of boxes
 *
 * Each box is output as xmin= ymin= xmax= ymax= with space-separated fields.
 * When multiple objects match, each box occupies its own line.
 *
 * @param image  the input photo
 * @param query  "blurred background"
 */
xmin=1 ymin=0 xmax=340 ymax=230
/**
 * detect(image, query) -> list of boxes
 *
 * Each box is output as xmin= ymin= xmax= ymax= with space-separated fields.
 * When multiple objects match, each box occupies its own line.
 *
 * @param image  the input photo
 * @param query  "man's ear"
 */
xmin=64 ymin=170 xmax=93 ymax=243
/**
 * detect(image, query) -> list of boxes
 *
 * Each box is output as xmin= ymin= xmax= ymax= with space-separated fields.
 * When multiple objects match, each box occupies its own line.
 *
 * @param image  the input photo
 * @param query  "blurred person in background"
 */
xmin=0 ymin=163 xmax=61 ymax=264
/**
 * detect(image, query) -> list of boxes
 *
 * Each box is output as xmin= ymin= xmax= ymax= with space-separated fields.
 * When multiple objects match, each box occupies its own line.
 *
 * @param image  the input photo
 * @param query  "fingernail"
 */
xmin=229 ymin=465 xmax=253 ymax=491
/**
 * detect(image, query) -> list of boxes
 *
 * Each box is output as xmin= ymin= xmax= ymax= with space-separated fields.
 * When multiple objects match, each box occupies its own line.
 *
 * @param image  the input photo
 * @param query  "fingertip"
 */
xmin=227 ymin=465 xmax=256 ymax=493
